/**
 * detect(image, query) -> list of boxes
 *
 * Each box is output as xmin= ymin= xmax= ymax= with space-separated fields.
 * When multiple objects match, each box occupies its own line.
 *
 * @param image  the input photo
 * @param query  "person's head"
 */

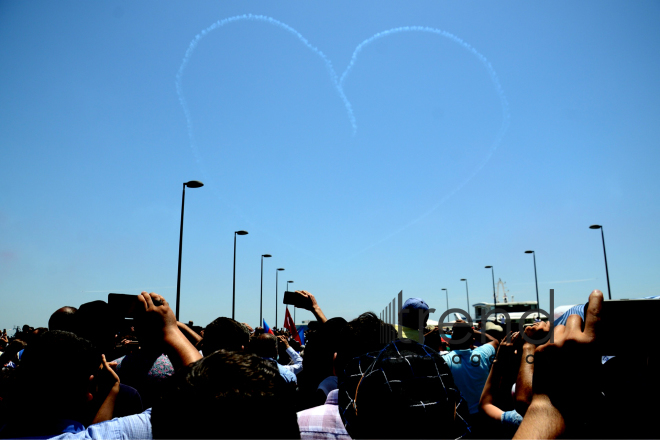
xmin=301 ymin=317 xmax=347 ymax=381
xmin=203 ymin=317 xmax=250 ymax=354
xmin=75 ymin=301 xmax=117 ymax=354
xmin=338 ymin=339 xmax=469 ymax=439
xmin=48 ymin=306 xmax=78 ymax=333
xmin=401 ymin=297 xmax=430 ymax=330
xmin=334 ymin=312 xmax=397 ymax=377
xmin=449 ymin=322 xmax=474 ymax=350
xmin=5 ymin=331 xmax=101 ymax=435
xmin=152 ymin=350 xmax=300 ymax=439
xmin=250 ymin=333 xmax=278 ymax=359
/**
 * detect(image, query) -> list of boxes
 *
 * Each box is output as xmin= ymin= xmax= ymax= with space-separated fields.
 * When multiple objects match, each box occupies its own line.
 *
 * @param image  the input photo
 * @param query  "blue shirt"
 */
xmin=49 ymin=409 xmax=152 ymax=439
xmin=442 ymin=344 xmax=496 ymax=414
xmin=265 ymin=358 xmax=297 ymax=383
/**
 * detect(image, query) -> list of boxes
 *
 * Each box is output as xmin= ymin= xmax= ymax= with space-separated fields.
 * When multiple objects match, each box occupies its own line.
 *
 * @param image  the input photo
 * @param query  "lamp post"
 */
xmin=525 ymin=251 xmax=540 ymax=317
xmin=460 ymin=279 xmax=470 ymax=319
xmin=441 ymin=288 xmax=449 ymax=312
xmin=276 ymin=268 xmax=285 ymax=328
xmin=175 ymin=180 xmax=204 ymax=321
xmin=232 ymin=230 xmax=249 ymax=320
xmin=485 ymin=266 xmax=497 ymax=307
xmin=260 ymin=254 xmax=271 ymax=327
xmin=590 ymin=225 xmax=612 ymax=300
xmin=287 ymin=281 xmax=295 ymax=324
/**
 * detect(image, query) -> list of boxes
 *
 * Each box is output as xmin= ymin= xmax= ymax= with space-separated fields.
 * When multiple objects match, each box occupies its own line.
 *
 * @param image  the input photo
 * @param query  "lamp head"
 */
xmin=262 ymin=254 xmax=272 ymax=258
xmin=460 ymin=278 xmax=467 ymax=281
xmin=525 ymin=250 xmax=534 ymax=254
xmin=589 ymin=225 xmax=602 ymax=230
xmin=288 ymin=281 xmax=294 ymax=283
xmin=236 ymin=230 xmax=249 ymax=235
xmin=277 ymin=268 xmax=285 ymax=271
xmin=485 ymin=266 xmax=492 ymax=269
xmin=442 ymin=288 xmax=447 ymax=291
xmin=184 ymin=180 xmax=204 ymax=188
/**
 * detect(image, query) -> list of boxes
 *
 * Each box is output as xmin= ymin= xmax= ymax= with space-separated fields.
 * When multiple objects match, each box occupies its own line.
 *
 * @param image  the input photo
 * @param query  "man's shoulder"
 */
xmin=50 ymin=409 xmax=152 ymax=440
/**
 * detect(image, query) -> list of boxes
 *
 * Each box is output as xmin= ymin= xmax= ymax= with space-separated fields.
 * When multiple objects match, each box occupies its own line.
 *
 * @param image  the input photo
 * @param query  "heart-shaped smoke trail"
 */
xmin=175 ymin=15 xmax=510 ymax=254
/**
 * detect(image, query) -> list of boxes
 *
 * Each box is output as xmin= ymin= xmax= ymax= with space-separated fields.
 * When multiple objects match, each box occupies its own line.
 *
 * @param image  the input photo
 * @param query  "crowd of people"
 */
xmin=0 ymin=288 xmax=657 ymax=439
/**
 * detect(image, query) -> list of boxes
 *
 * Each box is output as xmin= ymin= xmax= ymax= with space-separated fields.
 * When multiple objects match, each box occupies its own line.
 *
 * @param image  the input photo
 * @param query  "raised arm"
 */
xmin=137 ymin=292 xmax=202 ymax=370
xmin=296 ymin=290 xmax=328 ymax=324
xmin=479 ymin=332 xmax=520 ymax=422
xmin=177 ymin=321 xmax=203 ymax=347
xmin=514 ymin=290 xmax=604 ymax=439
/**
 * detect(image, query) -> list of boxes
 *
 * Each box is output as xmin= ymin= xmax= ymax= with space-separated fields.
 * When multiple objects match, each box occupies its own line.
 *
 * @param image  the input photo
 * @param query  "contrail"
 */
xmin=340 ymin=26 xmax=510 ymax=258
xmin=175 ymin=14 xmax=357 ymax=172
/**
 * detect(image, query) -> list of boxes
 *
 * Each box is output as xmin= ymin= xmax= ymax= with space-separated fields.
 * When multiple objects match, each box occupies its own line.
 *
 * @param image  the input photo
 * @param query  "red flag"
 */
xmin=284 ymin=307 xmax=301 ymax=344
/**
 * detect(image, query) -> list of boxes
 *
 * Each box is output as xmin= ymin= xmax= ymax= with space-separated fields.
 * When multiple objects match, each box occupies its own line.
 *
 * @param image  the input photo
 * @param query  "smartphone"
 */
xmin=283 ymin=291 xmax=306 ymax=308
xmin=108 ymin=293 xmax=163 ymax=318
xmin=596 ymin=298 xmax=660 ymax=355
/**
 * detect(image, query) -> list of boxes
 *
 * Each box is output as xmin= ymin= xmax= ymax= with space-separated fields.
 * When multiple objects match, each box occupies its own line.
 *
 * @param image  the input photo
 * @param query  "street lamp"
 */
xmin=260 ymin=254 xmax=271 ymax=327
xmin=460 ymin=279 xmax=470 ymax=319
xmin=525 ymin=251 xmax=540 ymax=317
xmin=276 ymin=268 xmax=285 ymax=328
xmin=485 ymin=266 xmax=497 ymax=307
xmin=590 ymin=225 xmax=612 ymax=299
xmin=175 ymin=180 xmax=204 ymax=321
xmin=231 ymin=230 xmax=248 ymax=320
xmin=287 ymin=280 xmax=295 ymax=324
xmin=441 ymin=288 xmax=449 ymax=311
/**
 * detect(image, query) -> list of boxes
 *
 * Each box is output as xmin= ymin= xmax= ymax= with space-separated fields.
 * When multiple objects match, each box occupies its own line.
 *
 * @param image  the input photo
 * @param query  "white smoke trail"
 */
xmin=338 ymin=26 xmax=511 ymax=258
xmin=175 ymin=14 xmax=357 ymax=173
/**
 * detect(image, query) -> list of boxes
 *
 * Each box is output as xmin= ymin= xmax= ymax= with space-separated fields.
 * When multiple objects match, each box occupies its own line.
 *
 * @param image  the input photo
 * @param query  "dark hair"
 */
xmin=152 ymin=350 xmax=300 ymax=439
xmin=250 ymin=333 xmax=278 ymax=359
xmin=48 ymin=306 xmax=78 ymax=333
xmin=203 ymin=317 xmax=249 ymax=355
xmin=2 ymin=331 xmax=100 ymax=437
xmin=335 ymin=312 xmax=397 ymax=376
xmin=450 ymin=322 xmax=474 ymax=350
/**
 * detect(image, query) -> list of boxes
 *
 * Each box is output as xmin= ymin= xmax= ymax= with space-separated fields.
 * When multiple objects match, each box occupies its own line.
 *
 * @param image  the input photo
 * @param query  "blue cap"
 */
xmin=402 ymin=297 xmax=429 ymax=311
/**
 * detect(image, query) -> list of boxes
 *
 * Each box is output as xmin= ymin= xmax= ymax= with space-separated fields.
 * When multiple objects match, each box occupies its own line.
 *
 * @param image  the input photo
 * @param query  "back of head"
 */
xmin=335 ymin=312 xmax=397 ymax=378
xmin=450 ymin=322 xmax=474 ymax=350
xmin=5 ymin=331 xmax=100 ymax=436
xmin=339 ymin=339 xmax=469 ymax=439
xmin=203 ymin=317 xmax=249 ymax=354
xmin=75 ymin=301 xmax=117 ymax=354
xmin=152 ymin=350 xmax=299 ymax=439
xmin=401 ymin=297 xmax=430 ymax=330
xmin=48 ymin=306 xmax=78 ymax=333
xmin=250 ymin=333 xmax=278 ymax=359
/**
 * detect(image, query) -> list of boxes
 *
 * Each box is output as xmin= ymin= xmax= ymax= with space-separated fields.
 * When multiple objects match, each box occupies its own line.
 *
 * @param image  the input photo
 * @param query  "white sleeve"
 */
xmin=283 ymin=346 xmax=303 ymax=375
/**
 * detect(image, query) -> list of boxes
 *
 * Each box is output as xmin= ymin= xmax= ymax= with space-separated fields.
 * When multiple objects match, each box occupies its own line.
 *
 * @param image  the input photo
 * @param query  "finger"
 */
xmin=553 ymin=324 xmax=566 ymax=342
xmin=142 ymin=292 xmax=155 ymax=309
xmin=565 ymin=314 xmax=583 ymax=337
xmin=583 ymin=289 xmax=603 ymax=340
xmin=137 ymin=292 xmax=149 ymax=310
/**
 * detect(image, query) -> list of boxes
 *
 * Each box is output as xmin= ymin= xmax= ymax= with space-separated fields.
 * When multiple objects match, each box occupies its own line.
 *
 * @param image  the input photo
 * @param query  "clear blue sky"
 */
xmin=2 ymin=1 xmax=660 ymax=332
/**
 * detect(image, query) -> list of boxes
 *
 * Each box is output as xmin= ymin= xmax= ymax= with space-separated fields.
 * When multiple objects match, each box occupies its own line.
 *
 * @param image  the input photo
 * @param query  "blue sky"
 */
xmin=2 ymin=1 xmax=660 ymax=332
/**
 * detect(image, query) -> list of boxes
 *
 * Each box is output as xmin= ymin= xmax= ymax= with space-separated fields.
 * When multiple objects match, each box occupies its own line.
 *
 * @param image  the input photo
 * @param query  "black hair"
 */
xmin=250 ymin=333 xmax=278 ymax=359
xmin=48 ymin=306 xmax=78 ymax=333
xmin=151 ymin=350 xmax=300 ymax=439
xmin=203 ymin=317 xmax=249 ymax=355
xmin=335 ymin=312 xmax=397 ymax=377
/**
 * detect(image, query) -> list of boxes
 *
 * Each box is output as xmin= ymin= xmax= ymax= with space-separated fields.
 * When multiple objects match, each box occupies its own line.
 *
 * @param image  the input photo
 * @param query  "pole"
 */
xmin=275 ymin=270 xmax=279 ymax=329
xmin=232 ymin=232 xmax=237 ymax=320
xmin=260 ymin=256 xmax=264 ymax=327
xmin=491 ymin=267 xmax=497 ymax=307
xmin=600 ymin=228 xmax=612 ymax=300
xmin=175 ymin=183 xmax=186 ymax=321
xmin=532 ymin=252 xmax=540 ymax=315
xmin=464 ymin=279 xmax=470 ymax=319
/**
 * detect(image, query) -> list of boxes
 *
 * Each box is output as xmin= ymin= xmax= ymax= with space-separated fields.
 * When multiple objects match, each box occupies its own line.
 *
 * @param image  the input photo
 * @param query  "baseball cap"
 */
xmin=402 ymin=297 xmax=429 ymax=311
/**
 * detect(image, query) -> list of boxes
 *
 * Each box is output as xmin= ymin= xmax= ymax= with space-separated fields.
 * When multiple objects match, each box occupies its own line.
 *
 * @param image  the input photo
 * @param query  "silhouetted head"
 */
xmin=152 ymin=350 xmax=300 ymax=439
xmin=251 ymin=333 xmax=278 ymax=359
xmin=203 ymin=317 xmax=249 ymax=355
xmin=48 ymin=306 xmax=78 ymax=333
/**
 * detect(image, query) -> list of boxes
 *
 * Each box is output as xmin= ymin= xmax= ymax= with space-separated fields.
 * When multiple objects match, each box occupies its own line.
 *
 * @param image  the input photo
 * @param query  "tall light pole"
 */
xmin=287 ymin=281 xmax=295 ymax=324
xmin=276 ymin=268 xmax=285 ymax=328
xmin=441 ymin=288 xmax=449 ymax=311
xmin=232 ymin=230 xmax=249 ymax=320
xmin=175 ymin=180 xmax=204 ymax=321
xmin=260 ymin=254 xmax=271 ymax=327
xmin=485 ymin=266 xmax=497 ymax=307
xmin=460 ymin=279 xmax=470 ymax=319
xmin=525 ymin=251 xmax=540 ymax=317
xmin=590 ymin=225 xmax=612 ymax=300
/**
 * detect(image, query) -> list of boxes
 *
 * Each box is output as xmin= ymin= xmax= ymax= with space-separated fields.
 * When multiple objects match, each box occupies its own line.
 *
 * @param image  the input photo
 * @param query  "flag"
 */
xmin=298 ymin=327 xmax=306 ymax=346
xmin=263 ymin=318 xmax=274 ymax=335
xmin=284 ymin=307 xmax=301 ymax=344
